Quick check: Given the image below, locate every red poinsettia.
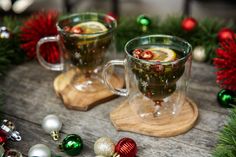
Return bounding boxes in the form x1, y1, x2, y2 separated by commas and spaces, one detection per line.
214, 39, 236, 91
20, 10, 60, 63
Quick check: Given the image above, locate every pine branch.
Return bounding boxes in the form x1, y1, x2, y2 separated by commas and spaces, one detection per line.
0, 17, 26, 77
213, 108, 236, 157
116, 16, 235, 63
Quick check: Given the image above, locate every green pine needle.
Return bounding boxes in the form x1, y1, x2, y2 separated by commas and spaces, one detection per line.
213, 108, 236, 157
0, 17, 26, 77
116, 16, 235, 63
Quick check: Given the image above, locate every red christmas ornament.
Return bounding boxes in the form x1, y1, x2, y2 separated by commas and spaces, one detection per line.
105, 12, 118, 23
217, 28, 235, 42
115, 138, 137, 157
181, 17, 197, 32
20, 10, 60, 63
0, 131, 7, 144
214, 39, 236, 91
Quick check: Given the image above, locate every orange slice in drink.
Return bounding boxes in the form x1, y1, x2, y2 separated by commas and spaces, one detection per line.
72, 21, 108, 34
148, 47, 176, 62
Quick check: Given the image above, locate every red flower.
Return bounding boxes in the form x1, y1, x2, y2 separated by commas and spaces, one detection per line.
214, 39, 236, 91
20, 10, 60, 63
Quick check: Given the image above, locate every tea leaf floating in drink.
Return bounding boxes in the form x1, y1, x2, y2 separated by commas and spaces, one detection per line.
131, 47, 185, 105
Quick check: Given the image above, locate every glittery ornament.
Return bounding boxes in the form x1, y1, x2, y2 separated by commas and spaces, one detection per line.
0, 26, 11, 39
60, 134, 83, 156
217, 28, 235, 42
217, 89, 236, 108
192, 46, 207, 62
181, 17, 197, 32
114, 138, 137, 157
94, 137, 115, 156
137, 15, 151, 32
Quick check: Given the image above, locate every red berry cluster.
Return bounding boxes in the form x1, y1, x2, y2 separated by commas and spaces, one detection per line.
133, 48, 153, 60
63, 26, 84, 34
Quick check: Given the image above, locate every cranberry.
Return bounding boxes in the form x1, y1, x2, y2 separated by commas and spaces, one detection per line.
63, 26, 71, 32
141, 50, 154, 60
133, 48, 144, 58
71, 26, 83, 34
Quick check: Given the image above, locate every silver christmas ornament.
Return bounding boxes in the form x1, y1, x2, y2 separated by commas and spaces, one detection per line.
0, 26, 11, 39
42, 114, 62, 141
4, 149, 23, 157
192, 46, 207, 62
94, 137, 115, 156
0, 119, 21, 141
28, 144, 51, 157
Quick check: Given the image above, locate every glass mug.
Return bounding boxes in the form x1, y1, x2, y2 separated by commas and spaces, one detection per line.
103, 35, 192, 121
36, 12, 117, 92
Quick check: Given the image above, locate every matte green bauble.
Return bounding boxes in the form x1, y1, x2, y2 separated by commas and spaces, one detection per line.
61, 134, 83, 156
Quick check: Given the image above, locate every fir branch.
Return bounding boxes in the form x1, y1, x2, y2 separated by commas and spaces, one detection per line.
0, 17, 26, 77
213, 108, 236, 157
116, 16, 235, 63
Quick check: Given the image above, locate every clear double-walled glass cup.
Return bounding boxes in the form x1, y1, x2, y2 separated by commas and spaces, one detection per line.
103, 35, 192, 122
36, 12, 117, 92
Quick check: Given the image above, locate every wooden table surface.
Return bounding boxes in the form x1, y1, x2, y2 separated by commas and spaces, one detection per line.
0, 61, 228, 157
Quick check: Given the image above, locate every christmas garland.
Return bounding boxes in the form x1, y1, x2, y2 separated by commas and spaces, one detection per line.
116, 15, 235, 63
0, 11, 236, 156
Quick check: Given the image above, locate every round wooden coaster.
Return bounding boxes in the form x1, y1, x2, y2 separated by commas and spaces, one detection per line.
53, 69, 124, 111
110, 97, 198, 137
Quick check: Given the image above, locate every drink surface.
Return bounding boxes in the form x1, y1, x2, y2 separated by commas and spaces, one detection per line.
60, 21, 112, 71
129, 45, 186, 102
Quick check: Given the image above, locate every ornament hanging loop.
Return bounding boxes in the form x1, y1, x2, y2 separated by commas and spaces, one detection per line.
51, 131, 60, 141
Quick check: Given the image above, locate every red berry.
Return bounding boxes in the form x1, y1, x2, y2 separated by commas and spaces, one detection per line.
141, 50, 154, 60
63, 26, 71, 32
133, 49, 143, 58
71, 26, 83, 34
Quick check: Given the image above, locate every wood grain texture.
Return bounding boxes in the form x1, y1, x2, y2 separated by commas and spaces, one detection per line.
110, 97, 198, 137
53, 69, 124, 111
0, 61, 228, 157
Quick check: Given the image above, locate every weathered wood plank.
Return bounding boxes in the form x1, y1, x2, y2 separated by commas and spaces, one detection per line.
0, 61, 227, 157
1, 112, 213, 157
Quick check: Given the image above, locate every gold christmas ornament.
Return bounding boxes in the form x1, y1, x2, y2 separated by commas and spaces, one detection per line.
192, 46, 207, 62
94, 137, 115, 156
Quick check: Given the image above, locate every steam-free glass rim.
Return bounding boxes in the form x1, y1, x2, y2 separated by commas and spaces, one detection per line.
124, 34, 192, 65
56, 12, 117, 37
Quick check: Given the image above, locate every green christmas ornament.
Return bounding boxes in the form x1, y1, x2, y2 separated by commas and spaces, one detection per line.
60, 134, 83, 156
137, 15, 151, 32
217, 89, 236, 108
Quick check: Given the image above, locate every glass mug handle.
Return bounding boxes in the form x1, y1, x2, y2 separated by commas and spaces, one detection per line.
102, 60, 129, 96
36, 35, 64, 71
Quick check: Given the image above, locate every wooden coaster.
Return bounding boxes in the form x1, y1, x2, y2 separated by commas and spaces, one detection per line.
54, 69, 124, 111
110, 97, 198, 137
